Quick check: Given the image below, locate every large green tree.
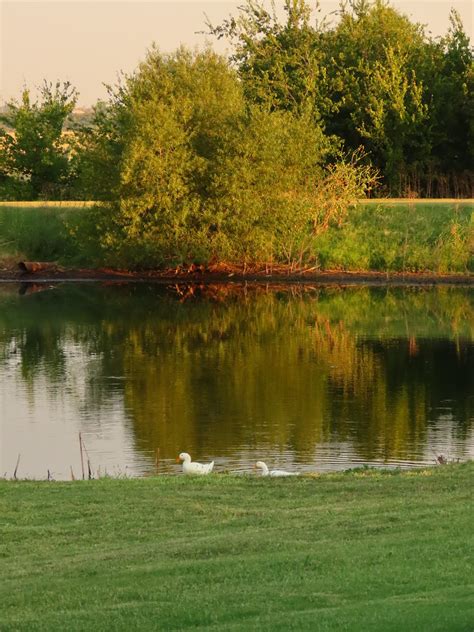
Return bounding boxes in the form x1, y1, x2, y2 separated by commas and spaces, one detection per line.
207, 0, 333, 120
423, 10, 474, 195
80, 46, 374, 268
89, 47, 247, 265
322, 0, 430, 193
210, 0, 473, 197
0, 81, 78, 199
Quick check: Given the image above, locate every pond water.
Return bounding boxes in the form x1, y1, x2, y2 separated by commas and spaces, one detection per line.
1, 282, 473, 479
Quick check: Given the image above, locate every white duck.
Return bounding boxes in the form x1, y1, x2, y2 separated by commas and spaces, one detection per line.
178, 452, 214, 475
255, 461, 299, 477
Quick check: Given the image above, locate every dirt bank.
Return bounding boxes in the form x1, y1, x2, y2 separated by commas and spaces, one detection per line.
0, 263, 473, 286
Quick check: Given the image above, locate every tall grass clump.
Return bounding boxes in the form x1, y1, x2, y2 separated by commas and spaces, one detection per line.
314, 202, 474, 273
0, 206, 82, 264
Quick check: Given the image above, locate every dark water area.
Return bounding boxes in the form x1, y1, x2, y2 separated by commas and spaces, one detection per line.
1, 282, 473, 479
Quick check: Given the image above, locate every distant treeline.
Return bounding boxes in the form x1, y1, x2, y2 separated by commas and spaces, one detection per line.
208, 0, 474, 199
0, 0, 472, 202
0, 1, 472, 269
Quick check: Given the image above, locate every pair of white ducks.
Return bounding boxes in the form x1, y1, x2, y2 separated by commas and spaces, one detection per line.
177, 452, 299, 477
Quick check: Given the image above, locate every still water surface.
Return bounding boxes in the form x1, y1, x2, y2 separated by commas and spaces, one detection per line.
1, 282, 473, 479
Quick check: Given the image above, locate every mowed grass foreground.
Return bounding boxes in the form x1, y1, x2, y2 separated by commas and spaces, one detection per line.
1, 463, 473, 631
0, 200, 472, 273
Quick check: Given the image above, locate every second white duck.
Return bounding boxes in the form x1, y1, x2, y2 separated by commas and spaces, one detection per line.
255, 461, 299, 477
178, 452, 214, 475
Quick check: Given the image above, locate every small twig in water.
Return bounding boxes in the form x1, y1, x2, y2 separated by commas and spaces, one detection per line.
155, 447, 160, 471
79, 432, 85, 480
81, 438, 94, 479
13, 454, 21, 480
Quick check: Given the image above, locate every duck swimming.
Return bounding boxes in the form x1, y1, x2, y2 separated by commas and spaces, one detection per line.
255, 461, 299, 477
178, 452, 214, 475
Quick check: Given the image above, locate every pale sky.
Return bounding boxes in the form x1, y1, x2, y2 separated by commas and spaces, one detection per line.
1, 0, 472, 107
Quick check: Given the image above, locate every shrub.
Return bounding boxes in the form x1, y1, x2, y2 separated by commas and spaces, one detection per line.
78, 46, 377, 269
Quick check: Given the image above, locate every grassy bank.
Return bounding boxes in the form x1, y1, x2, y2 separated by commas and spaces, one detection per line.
1, 463, 473, 631
0, 205, 85, 268
316, 201, 473, 273
0, 201, 472, 273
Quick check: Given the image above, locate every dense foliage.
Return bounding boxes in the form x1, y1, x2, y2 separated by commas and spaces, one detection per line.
76, 47, 376, 267
0, 0, 472, 268
209, 0, 473, 197
0, 81, 78, 200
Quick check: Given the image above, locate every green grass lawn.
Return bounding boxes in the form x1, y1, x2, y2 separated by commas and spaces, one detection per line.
1, 463, 473, 631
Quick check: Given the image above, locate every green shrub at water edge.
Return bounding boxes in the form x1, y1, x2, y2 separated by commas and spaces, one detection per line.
77, 46, 376, 269
1, 202, 472, 273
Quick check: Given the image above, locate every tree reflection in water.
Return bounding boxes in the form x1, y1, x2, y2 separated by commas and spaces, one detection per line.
1, 283, 473, 473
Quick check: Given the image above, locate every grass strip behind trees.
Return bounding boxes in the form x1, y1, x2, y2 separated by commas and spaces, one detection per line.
1, 462, 473, 631
1, 201, 472, 273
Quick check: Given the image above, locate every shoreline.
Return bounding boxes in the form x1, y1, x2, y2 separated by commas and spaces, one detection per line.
0, 267, 473, 286
1, 459, 465, 483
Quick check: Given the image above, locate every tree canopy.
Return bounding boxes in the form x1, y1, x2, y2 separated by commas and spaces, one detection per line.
76, 47, 376, 268
0, 0, 472, 270
0, 81, 78, 199
1, 0, 472, 201
208, 0, 473, 196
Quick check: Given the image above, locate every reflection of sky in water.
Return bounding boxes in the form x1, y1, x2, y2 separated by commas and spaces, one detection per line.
1, 351, 149, 479
0, 283, 473, 479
